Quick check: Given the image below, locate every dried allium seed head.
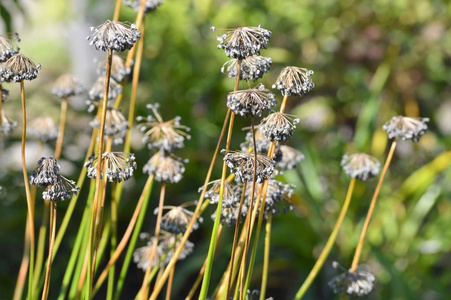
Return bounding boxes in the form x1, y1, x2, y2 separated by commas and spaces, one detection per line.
276, 145, 304, 170
52, 74, 84, 98
88, 76, 122, 101
1, 88, 9, 102
87, 20, 140, 52
216, 26, 271, 59
240, 128, 280, 157
85, 152, 137, 182
143, 151, 186, 183
136, 103, 191, 151
382, 116, 429, 142
28, 117, 59, 142
272, 66, 314, 96
158, 231, 194, 264
158, 205, 202, 234
90, 108, 128, 145
97, 54, 131, 82
133, 239, 164, 270
201, 179, 238, 206
221, 55, 272, 81
211, 200, 242, 227
259, 112, 299, 142
0, 109, 17, 135
0, 34, 19, 62
227, 84, 276, 117
42, 174, 80, 201
328, 262, 375, 297
30, 157, 60, 188
123, 0, 163, 13
341, 153, 380, 181
223, 151, 275, 183
0, 53, 41, 82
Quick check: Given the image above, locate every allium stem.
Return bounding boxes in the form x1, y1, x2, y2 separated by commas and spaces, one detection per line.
294, 178, 356, 299
0, 83, 3, 128
112, 0, 122, 21
107, 184, 119, 300
166, 267, 175, 300
42, 201, 57, 300
350, 141, 397, 272
260, 214, 272, 300
33, 201, 49, 291
54, 97, 68, 159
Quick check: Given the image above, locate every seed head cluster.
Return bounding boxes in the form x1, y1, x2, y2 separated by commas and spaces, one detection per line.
98, 54, 131, 82
259, 112, 299, 142
158, 205, 202, 234
0, 34, 19, 62
52, 74, 85, 98
28, 117, 59, 142
43, 175, 80, 201
329, 262, 375, 297
341, 153, 380, 181
90, 108, 128, 145
383, 116, 429, 142
272, 66, 314, 96
216, 26, 271, 59
85, 152, 137, 182
276, 145, 304, 171
89, 76, 122, 101
143, 151, 186, 183
223, 151, 275, 183
123, 0, 163, 13
0, 53, 41, 82
87, 20, 140, 52
202, 179, 238, 206
227, 84, 276, 117
221, 55, 272, 81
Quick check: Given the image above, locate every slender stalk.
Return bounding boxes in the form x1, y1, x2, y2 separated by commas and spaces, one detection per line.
33, 201, 50, 292
0, 83, 3, 131
112, 0, 122, 21
13, 218, 30, 300
107, 184, 118, 300
260, 214, 272, 300
141, 183, 166, 300
166, 267, 175, 300
54, 97, 68, 159
294, 178, 356, 299
42, 201, 57, 300
350, 141, 397, 272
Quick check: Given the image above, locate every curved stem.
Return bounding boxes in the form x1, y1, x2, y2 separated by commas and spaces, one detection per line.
13, 218, 30, 300
166, 267, 175, 300
350, 141, 397, 272
295, 178, 356, 299
260, 214, 272, 300
54, 98, 67, 159
42, 201, 57, 300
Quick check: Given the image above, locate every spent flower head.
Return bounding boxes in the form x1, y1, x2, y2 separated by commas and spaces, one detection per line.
90, 108, 128, 145
52, 73, 84, 98
0, 53, 41, 82
227, 84, 276, 117
201, 179, 238, 206
158, 205, 202, 234
383, 116, 429, 142
328, 262, 375, 297
123, 0, 163, 13
88, 76, 122, 101
133, 237, 164, 270
87, 20, 140, 52
216, 25, 271, 59
30, 157, 60, 187
272, 66, 314, 96
0, 33, 19, 62
42, 174, 80, 201
223, 150, 275, 183
143, 151, 186, 183
221, 55, 272, 81
1, 109, 17, 135
158, 231, 194, 264
28, 117, 59, 142
85, 152, 137, 182
211, 200, 242, 227
341, 153, 380, 181
259, 112, 299, 142
276, 145, 304, 171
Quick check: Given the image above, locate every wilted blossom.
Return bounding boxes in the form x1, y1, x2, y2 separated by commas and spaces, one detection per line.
221, 55, 272, 81
259, 112, 299, 142
328, 262, 375, 297
223, 150, 275, 183
272, 66, 314, 97
216, 25, 271, 59
276, 145, 304, 171
88, 76, 122, 101
85, 152, 137, 182
382, 116, 429, 142
87, 20, 140, 52
211, 200, 242, 227
158, 205, 202, 234
30, 157, 60, 188
42, 174, 80, 201
0, 53, 41, 82
90, 108, 128, 145
201, 179, 239, 206
28, 117, 59, 143
227, 84, 276, 117
341, 153, 380, 181
123, 0, 163, 13
97, 54, 132, 82
0, 33, 19, 62
52, 73, 84, 98
143, 151, 186, 184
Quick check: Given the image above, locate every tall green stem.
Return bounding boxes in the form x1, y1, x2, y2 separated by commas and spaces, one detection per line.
260, 214, 272, 300
41, 201, 57, 300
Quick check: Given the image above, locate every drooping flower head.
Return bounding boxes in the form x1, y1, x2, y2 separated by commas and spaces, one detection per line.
90, 108, 128, 145
28, 117, 59, 142
143, 151, 186, 183
227, 84, 276, 117
201, 179, 238, 206
88, 76, 122, 101
223, 150, 275, 183
272, 66, 314, 96
98, 54, 131, 82
42, 174, 80, 201
85, 152, 137, 182
276, 145, 304, 171
211, 200, 242, 227
133, 235, 164, 270
0, 109, 17, 135
328, 262, 376, 297
136, 103, 191, 151
30, 157, 60, 187
341, 153, 380, 181
123, 0, 163, 13
0, 53, 41, 82
87, 20, 140, 52
216, 25, 271, 59
259, 112, 299, 142
382, 116, 429, 142
158, 204, 202, 234
221, 55, 272, 81
0, 33, 19, 62
158, 231, 194, 264
240, 127, 274, 155
52, 74, 84, 98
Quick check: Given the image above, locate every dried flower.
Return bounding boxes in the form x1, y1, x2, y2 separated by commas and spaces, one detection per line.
0, 53, 41, 82
276, 145, 304, 170
341, 153, 380, 181
30, 157, 60, 188
201, 179, 238, 206
240, 128, 277, 156
42, 174, 80, 201
98, 54, 132, 82
272, 66, 314, 96
216, 26, 271, 59
136, 103, 190, 151
133, 237, 164, 270
85, 152, 137, 182
328, 262, 375, 297
87, 20, 140, 52
1, 88, 9, 102
90, 108, 128, 145
158, 205, 202, 234
123, 0, 163, 13
143, 151, 186, 183
28, 117, 59, 142
52, 73, 84, 98
0, 109, 17, 135
0, 34, 19, 62
227, 84, 276, 117
221, 55, 272, 81
88, 76, 122, 101
223, 151, 275, 183
211, 200, 242, 227
259, 112, 299, 142
159, 231, 194, 264
382, 116, 429, 142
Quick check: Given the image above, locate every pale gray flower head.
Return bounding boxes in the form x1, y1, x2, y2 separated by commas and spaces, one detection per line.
158, 205, 202, 234
87, 20, 140, 52
42, 174, 80, 201
88, 76, 122, 101
1, 88, 9, 102
382, 116, 429, 142
28, 117, 59, 142
329, 262, 375, 297
272, 66, 314, 96
136, 103, 191, 151
221, 55, 272, 81
85, 152, 137, 182
0, 53, 41, 82
133, 237, 164, 271
90, 108, 128, 145
123, 0, 163, 13
30, 157, 60, 187
52, 73, 84, 98
0, 33, 19, 62
158, 231, 194, 264
1, 109, 17, 135
216, 25, 271, 59
98, 54, 131, 82
211, 200, 242, 227
259, 112, 299, 142
227, 84, 276, 117
223, 151, 275, 183
276, 145, 304, 170
201, 179, 238, 206
143, 151, 186, 183
240, 128, 281, 158
341, 153, 380, 181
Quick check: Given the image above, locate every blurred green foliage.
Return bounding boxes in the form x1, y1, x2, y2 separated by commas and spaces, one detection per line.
1, 0, 451, 299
